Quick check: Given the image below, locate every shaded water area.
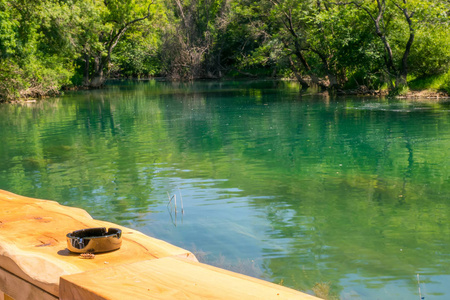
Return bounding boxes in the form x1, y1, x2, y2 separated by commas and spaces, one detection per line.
0, 80, 449, 299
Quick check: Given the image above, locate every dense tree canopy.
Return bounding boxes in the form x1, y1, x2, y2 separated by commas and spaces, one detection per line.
0, 0, 449, 100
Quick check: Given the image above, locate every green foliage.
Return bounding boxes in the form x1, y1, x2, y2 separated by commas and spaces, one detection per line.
0, 0, 17, 57
0, 0, 450, 99
0, 0, 77, 101
409, 71, 450, 94
112, 42, 161, 78
110, 10, 166, 78
442, 70, 450, 94
409, 24, 450, 77
409, 74, 444, 91
390, 83, 410, 96
73, 0, 161, 85
225, 0, 450, 91
0, 0, 162, 100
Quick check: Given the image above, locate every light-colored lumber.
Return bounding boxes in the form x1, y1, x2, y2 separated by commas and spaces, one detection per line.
60, 257, 319, 300
0, 267, 57, 300
0, 291, 15, 300
0, 190, 196, 297
0, 190, 318, 300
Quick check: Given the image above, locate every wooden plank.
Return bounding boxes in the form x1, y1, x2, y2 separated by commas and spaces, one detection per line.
0, 190, 197, 297
60, 257, 319, 300
0, 291, 11, 300
0, 190, 318, 300
0, 267, 57, 300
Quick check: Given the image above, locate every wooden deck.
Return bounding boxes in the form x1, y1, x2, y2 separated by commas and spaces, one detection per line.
0, 190, 319, 299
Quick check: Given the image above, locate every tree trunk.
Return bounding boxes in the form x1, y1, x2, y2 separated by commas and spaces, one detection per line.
288, 57, 309, 89
89, 54, 105, 88
396, 74, 407, 87
347, 0, 415, 92
83, 53, 90, 86
84, 2, 154, 88
395, 1, 415, 89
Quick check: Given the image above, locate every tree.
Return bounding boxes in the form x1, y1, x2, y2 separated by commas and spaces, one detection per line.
329, 0, 450, 92
79, 0, 156, 87
231, 0, 349, 90
1, 0, 450, 100
336, 0, 414, 90
0, 0, 76, 100
159, 0, 231, 80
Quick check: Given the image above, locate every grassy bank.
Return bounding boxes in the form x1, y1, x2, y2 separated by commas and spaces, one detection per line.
408, 73, 450, 94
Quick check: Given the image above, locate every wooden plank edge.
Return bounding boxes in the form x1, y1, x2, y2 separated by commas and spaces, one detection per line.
59, 257, 320, 300
0, 267, 57, 300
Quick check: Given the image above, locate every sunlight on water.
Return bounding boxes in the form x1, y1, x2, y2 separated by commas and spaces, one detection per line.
0, 80, 449, 299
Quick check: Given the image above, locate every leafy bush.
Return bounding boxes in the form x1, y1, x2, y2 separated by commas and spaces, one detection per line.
0, 61, 22, 100
408, 71, 450, 94
409, 26, 450, 77
0, 55, 74, 101
441, 73, 450, 94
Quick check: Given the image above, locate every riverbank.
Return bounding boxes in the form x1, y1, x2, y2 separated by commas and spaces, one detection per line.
398, 89, 450, 99
337, 88, 450, 99
1, 78, 449, 104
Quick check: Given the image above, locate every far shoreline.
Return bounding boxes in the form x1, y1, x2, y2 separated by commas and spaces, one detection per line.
1, 78, 449, 104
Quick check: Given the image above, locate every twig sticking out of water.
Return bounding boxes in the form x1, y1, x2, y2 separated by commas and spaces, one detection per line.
167, 192, 173, 208
167, 188, 185, 226
417, 274, 424, 300
167, 192, 176, 226
174, 194, 177, 215
178, 187, 184, 214
167, 189, 184, 214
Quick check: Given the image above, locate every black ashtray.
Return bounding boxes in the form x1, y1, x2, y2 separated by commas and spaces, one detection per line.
66, 227, 122, 253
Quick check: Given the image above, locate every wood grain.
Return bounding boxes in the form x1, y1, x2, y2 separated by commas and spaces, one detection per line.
0, 190, 318, 300
0, 190, 197, 297
60, 257, 319, 300
0, 267, 57, 300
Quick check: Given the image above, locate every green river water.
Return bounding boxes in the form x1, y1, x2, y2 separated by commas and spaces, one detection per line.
0, 80, 449, 299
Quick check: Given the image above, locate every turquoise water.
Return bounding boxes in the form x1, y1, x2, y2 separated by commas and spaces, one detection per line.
0, 80, 449, 299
